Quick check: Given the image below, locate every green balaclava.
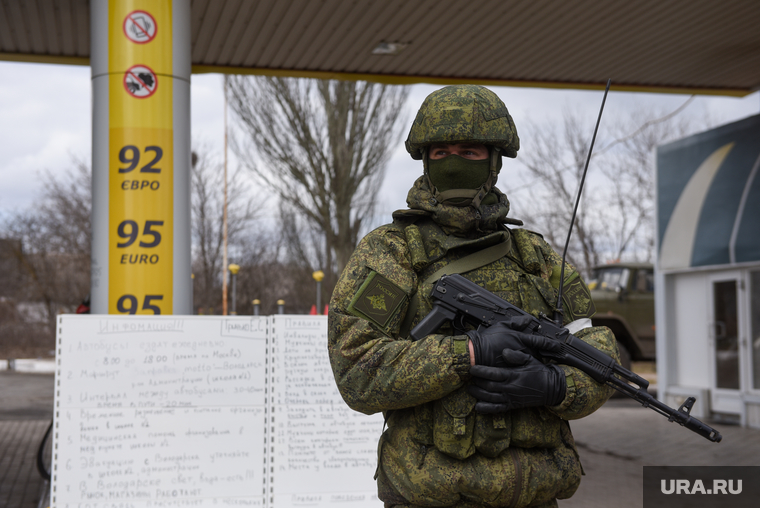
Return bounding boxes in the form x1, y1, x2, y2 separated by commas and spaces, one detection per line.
426, 147, 503, 207
405, 85, 519, 209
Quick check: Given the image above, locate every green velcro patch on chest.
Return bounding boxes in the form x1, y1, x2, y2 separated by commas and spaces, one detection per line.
347, 271, 408, 331
561, 274, 596, 321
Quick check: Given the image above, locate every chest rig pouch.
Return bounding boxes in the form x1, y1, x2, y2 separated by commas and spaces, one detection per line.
403, 222, 564, 459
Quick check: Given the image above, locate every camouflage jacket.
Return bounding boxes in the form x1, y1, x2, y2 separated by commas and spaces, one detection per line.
328, 179, 618, 507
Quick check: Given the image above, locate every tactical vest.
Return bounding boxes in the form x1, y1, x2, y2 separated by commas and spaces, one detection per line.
371, 217, 585, 506
394, 217, 571, 460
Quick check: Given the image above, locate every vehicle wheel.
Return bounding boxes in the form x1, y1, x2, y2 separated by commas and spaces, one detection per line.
616, 341, 632, 371
611, 341, 632, 398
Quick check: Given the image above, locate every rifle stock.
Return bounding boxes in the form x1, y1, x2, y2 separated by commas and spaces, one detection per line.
409, 273, 722, 443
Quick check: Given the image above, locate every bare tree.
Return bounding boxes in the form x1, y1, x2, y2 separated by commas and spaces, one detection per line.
226, 77, 409, 292
190, 148, 262, 313
513, 112, 603, 274
597, 100, 702, 262
512, 99, 707, 275
0, 160, 91, 356
233, 240, 310, 315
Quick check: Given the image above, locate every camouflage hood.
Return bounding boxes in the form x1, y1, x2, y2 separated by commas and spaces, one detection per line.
396, 176, 522, 237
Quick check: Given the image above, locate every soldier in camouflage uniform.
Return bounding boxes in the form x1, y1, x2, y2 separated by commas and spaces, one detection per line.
328, 85, 619, 508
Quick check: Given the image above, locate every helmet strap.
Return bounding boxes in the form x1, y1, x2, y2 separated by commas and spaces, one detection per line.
422, 149, 434, 193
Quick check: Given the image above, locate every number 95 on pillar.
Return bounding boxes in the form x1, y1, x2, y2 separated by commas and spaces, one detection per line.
109, 129, 173, 315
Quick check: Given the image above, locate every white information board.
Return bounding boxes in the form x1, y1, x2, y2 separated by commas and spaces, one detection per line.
52, 315, 384, 508
270, 316, 381, 507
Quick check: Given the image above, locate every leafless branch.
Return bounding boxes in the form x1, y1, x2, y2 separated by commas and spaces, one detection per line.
226, 76, 409, 291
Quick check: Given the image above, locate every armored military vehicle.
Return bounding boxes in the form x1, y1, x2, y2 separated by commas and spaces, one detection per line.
588, 262, 655, 370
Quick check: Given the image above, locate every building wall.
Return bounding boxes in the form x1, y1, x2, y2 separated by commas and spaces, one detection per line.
657, 115, 760, 426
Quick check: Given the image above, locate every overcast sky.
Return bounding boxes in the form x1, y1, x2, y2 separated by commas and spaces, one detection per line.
1, 60, 758, 225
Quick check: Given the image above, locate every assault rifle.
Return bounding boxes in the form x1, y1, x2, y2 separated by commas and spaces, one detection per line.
409, 273, 722, 443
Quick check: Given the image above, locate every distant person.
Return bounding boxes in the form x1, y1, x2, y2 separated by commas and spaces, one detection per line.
328, 85, 619, 507
76, 295, 90, 314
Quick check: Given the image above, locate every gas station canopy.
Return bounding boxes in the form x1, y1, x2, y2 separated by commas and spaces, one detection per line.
0, 0, 758, 96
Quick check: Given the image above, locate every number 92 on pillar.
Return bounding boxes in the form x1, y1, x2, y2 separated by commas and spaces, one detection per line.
109, 128, 173, 314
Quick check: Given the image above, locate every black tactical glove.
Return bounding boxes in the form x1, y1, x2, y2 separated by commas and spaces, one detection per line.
466, 316, 560, 367
467, 349, 567, 412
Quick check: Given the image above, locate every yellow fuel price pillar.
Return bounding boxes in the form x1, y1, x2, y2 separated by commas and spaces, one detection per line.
90, 0, 191, 314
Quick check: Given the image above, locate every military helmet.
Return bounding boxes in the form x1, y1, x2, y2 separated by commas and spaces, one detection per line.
405, 85, 520, 160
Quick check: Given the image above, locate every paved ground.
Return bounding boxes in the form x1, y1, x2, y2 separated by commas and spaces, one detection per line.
1, 369, 758, 508
0, 370, 55, 421
0, 371, 54, 508
562, 397, 755, 508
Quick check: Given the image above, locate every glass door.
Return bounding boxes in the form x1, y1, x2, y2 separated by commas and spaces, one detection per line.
713, 279, 740, 389
750, 271, 760, 392
708, 272, 744, 414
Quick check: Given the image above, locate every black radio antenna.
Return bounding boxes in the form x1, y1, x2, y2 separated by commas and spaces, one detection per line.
554, 79, 611, 324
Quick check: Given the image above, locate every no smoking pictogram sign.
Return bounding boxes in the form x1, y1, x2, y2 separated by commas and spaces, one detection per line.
123, 65, 158, 98
123, 10, 157, 44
